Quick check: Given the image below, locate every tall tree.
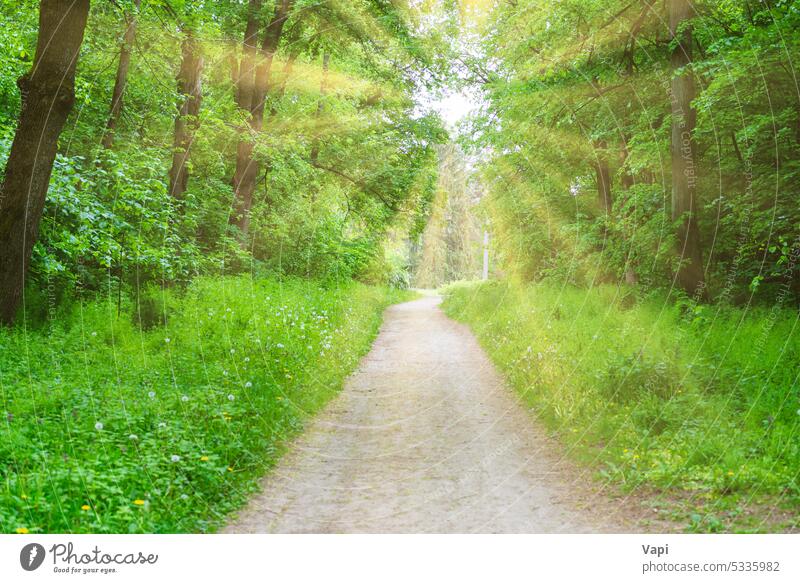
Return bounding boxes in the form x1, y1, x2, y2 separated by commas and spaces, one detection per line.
102, 0, 141, 149
669, 0, 705, 296
168, 30, 204, 200
310, 52, 330, 165
593, 139, 612, 215
230, 0, 293, 238
0, 0, 91, 325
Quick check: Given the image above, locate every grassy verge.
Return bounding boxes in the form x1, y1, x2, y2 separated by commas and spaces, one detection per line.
1, 276, 411, 533
442, 280, 800, 532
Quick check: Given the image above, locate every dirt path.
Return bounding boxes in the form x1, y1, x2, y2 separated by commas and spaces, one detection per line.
225, 296, 634, 533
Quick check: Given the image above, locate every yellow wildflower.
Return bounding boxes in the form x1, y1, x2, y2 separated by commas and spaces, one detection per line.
227, 467, 234, 472
727, 471, 735, 477
200, 456, 209, 462
133, 499, 145, 506
15, 527, 29, 534
81, 504, 91, 511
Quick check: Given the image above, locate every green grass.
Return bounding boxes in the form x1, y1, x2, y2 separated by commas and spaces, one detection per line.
442, 280, 800, 532
0, 275, 411, 533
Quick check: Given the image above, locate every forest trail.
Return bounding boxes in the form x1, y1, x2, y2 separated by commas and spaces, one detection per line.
225, 295, 633, 533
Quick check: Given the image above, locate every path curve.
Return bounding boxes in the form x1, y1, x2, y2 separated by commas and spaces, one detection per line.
225, 296, 632, 533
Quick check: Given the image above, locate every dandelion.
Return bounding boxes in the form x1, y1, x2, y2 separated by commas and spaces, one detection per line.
133, 499, 145, 506
244, 381, 252, 389
244, 357, 250, 363
230, 348, 235, 354
181, 395, 189, 402
81, 504, 91, 511
228, 394, 235, 401
276, 343, 284, 348
727, 470, 735, 477
95, 422, 104, 431
91, 331, 97, 337
164, 337, 170, 344
171, 455, 181, 463
227, 467, 233, 472
128, 434, 138, 441
15, 527, 29, 534
148, 391, 156, 398
200, 455, 209, 462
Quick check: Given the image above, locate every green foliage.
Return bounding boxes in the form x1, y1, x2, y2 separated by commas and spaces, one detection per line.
0, 0, 448, 305
443, 281, 800, 531
0, 276, 411, 533
467, 0, 800, 302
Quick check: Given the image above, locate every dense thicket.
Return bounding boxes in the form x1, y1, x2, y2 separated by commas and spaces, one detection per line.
466, 0, 800, 303
0, 0, 449, 325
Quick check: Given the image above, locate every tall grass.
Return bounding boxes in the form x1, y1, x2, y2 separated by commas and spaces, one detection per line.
443, 280, 800, 531
0, 276, 410, 533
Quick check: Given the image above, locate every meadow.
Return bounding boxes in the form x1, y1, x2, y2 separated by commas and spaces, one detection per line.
0, 276, 410, 533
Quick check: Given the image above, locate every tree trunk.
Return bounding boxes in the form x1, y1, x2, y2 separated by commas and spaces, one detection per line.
310, 52, 330, 165
168, 32, 204, 200
228, 0, 262, 238
0, 0, 90, 326
594, 140, 612, 215
669, 0, 705, 296
620, 137, 638, 284
102, 0, 140, 149
230, 0, 292, 238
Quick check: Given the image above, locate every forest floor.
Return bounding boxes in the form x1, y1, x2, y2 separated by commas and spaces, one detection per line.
225, 295, 653, 533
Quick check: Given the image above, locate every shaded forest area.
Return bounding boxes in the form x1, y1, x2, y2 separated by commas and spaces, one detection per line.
465, 0, 800, 303
0, 0, 449, 327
